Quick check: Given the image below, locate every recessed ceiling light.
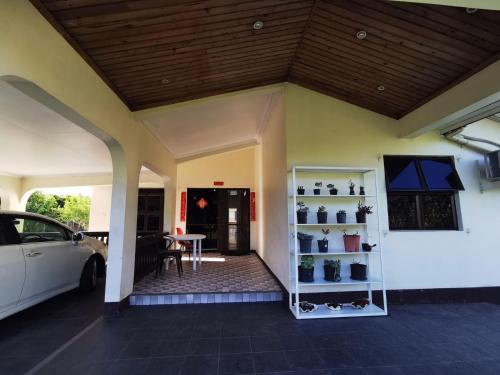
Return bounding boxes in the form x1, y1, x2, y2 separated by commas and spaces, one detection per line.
466, 7, 478, 14
356, 30, 367, 40
377, 85, 385, 92
253, 20, 264, 30
161, 78, 170, 84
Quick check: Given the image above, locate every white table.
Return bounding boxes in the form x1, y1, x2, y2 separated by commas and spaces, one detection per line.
165, 234, 206, 271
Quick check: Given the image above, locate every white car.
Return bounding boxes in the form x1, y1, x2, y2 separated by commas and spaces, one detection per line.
0, 211, 107, 320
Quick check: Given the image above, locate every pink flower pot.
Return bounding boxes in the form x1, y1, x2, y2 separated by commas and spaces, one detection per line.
343, 235, 360, 252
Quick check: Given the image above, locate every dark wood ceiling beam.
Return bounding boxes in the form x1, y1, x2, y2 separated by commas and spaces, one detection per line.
311, 7, 470, 74
79, 11, 309, 52
302, 34, 446, 88
121, 65, 289, 96
307, 22, 457, 82
75, 2, 312, 43
293, 54, 427, 103
291, 63, 415, 108
114, 59, 292, 89
323, 0, 487, 64
127, 70, 287, 101
58, 0, 304, 27
91, 25, 305, 61
105, 46, 297, 78
377, 1, 500, 50
288, 75, 402, 118
298, 45, 436, 93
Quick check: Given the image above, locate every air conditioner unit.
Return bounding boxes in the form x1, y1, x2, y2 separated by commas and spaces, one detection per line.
485, 150, 500, 180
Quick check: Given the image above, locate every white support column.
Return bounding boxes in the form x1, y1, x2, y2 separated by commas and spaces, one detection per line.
104, 145, 141, 305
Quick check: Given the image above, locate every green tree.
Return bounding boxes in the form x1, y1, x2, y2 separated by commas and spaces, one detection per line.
57, 195, 91, 230
25, 191, 91, 230
25, 191, 61, 221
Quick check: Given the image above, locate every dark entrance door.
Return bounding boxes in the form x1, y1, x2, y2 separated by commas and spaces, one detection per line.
186, 188, 250, 254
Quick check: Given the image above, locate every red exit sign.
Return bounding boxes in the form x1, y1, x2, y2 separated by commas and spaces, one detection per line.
213, 181, 224, 186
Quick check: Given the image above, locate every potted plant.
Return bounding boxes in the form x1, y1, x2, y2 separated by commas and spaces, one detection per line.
296, 202, 309, 224
350, 261, 367, 281
298, 255, 314, 282
313, 182, 322, 195
362, 243, 377, 252
318, 228, 330, 252
324, 259, 341, 282
297, 185, 305, 195
297, 232, 313, 253
317, 206, 328, 224
349, 180, 355, 195
359, 186, 365, 195
327, 183, 338, 195
336, 210, 347, 224
356, 201, 373, 223
343, 231, 360, 252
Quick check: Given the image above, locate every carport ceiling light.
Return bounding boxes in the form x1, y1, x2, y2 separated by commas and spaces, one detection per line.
356, 30, 367, 39
253, 20, 264, 30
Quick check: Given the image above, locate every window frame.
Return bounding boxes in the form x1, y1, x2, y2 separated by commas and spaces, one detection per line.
384, 155, 462, 231
12, 215, 71, 243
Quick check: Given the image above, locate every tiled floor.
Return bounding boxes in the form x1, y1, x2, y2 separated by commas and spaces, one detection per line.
0, 280, 104, 375
133, 252, 282, 294
33, 302, 500, 375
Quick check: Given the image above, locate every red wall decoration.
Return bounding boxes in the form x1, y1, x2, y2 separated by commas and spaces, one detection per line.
213, 181, 224, 186
180, 191, 187, 221
250, 192, 256, 221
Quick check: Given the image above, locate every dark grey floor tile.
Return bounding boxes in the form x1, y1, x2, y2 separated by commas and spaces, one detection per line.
469, 359, 500, 375
181, 355, 219, 375
330, 369, 369, 375
188, 338, 220, 355
192, 323, 222, 338
144, 357, 183, 375
432, 361, 478, 375
220, 353, 254, 374
106, 358, 150, 375
278, 334, 312, 350
399, 364, 444, 375
119, 339, 160, 359
251, 336, 281, 352
221, 337, 252, 354
317, 348, 358, 368
253, 351, 290, 373
0, 356, 43, 375
285, 350, 326, 371
364, 366, 406, 375
153, 339, 190, 357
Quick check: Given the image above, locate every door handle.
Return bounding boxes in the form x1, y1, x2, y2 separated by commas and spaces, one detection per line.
25, 251, 42, 258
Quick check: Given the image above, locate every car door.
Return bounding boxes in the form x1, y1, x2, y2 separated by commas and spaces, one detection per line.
15, 216, 89, 303
0, 217, 25, 317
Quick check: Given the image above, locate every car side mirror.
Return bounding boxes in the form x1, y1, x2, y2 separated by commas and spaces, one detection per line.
72, 232, 84, 244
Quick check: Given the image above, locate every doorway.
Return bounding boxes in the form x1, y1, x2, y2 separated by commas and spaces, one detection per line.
186, 188, 250, 255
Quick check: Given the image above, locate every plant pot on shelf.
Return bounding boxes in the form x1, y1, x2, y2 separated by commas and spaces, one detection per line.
297, 211, 308, 224
297, 187, 305, 195
299, 238, 313, 253
343, 234, 360, 252
317, 211, 328, 224
350, 263, 367, 281
329, 188, 338, 195
356, 212, 366, 224
313, 189, 321, 195
317, 239, 328, 253
324, 264, 341, 282
298, 266, 314, 282
336, 212, 347, 224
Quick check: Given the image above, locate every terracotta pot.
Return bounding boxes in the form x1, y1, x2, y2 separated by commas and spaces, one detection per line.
343, 235, 360, 252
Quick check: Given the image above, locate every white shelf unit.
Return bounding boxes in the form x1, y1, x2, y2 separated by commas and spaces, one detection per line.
288, 166, 388, 319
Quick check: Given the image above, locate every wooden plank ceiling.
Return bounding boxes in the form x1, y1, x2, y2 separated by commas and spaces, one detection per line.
31, 0, 500, 118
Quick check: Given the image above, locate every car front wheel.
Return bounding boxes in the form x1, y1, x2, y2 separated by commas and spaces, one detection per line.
80, 257, 97, 292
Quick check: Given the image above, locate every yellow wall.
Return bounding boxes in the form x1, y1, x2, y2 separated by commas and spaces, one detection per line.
260, 92, 289, 287
175, 146, 259, 250
285, 83, 500, 290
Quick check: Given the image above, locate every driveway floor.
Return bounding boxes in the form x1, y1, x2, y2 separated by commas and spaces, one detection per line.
23, 301, 500, 375
0, 280, 104, 375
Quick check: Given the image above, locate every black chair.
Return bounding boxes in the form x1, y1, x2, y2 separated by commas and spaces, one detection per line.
155, 237, 183, 277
